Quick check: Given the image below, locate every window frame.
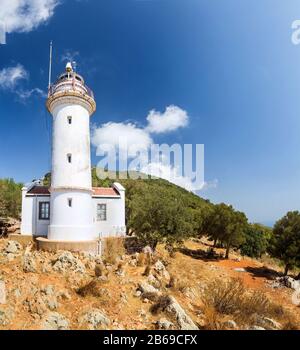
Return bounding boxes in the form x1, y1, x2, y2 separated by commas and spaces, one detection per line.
97, 203, 107, 221
68, 198, 72, 207
38, 201, 50, 220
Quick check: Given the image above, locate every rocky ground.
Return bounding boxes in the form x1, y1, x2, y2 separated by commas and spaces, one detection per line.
0, 237, 299, 330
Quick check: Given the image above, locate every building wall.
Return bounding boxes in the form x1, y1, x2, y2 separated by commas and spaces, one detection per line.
92, 196, 126, 238
51, 103, 92, 190
21, 194, 50, 236
21, 183, 126, 239
48, 190, 93, 241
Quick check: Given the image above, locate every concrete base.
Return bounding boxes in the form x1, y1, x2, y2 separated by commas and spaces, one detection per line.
36, 237, 100, 254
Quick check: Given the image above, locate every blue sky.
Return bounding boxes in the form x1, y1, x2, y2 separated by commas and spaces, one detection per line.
1, 0, 300, 226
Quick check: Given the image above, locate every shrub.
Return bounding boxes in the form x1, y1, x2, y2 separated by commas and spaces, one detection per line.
76, 279, 107, 297
102, 237, 125, 265
202, 278, 245, 315
150, 295, 172, 315
202, 305, 223, 330
202, 278, 287, 327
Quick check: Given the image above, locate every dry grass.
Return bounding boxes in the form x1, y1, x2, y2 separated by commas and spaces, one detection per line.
202, 278, 245, 315
202, 277, 287, 328
102, 237, 125, 265
201, 305, 223, 330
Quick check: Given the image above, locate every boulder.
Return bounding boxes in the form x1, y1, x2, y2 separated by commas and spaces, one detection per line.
147, 274, 161, 289
42, 312, 69, 330
154, 260, 170, 280
165, 296, 198, 330
23, 253, 37, 273
154, 260, 165, 273
41, 285, 55, 296
156, 318, 174, 330
279, 276, 300, 290
0, 308, 14, 326
3, 240, 22, 258
0, 281, 6, 304
25, 295, 48, 316
234, 268, 246, 272
79, 309, 110, 330
248, 325, 265, 330
5, 240, 22, 253
138, 282, 160, 296
52, 251, 85, 274
223, 320, 237, 329
258, 317, 281, 330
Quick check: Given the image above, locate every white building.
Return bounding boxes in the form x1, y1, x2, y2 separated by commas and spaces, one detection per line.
20, 63, 126, 241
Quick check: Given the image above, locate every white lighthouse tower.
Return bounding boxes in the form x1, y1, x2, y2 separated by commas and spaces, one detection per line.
46, 62, 96, 241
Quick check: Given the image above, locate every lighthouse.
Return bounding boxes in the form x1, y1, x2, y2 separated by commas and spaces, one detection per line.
20, 61, 126, 251
46, 62, 96, 241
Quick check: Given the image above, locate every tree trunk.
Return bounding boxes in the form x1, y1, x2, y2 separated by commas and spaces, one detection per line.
213, 239, 217, 248
225, 244, 230, 259
284, 264, 290, 276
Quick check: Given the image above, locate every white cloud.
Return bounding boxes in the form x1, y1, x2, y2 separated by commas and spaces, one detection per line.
16, 87, 47, 99
0, 64, 28, 89
61, 50, 80, 63
0, 64, 46, 100
146, 105, 189, 134
91, 106, 212, 193
92, 122, 152, 158
0, 0, 59, 34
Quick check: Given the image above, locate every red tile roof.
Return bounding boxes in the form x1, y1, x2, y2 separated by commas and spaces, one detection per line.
92, 187, 120, 196
26, 186, 119, 197
27, 186, 50, 195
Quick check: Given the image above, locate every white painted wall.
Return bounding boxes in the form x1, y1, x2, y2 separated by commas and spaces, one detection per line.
48, 99, 94, 241
92, 183, 126, 238
51, 103, 92, 190
21, 183, 126, 239
20, 188, 33, 235
21, 192, 50, 236
48, 190, 93, 241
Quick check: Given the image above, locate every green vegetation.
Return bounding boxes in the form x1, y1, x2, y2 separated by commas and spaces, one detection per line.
0, 178, 23, 219
2, 168, 300, 276
240, 224, 271, 258
268, 211, 300, 275
91, 169, 212, 249
204, 203, 248, 258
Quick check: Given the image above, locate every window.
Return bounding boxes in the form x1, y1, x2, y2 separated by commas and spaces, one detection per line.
39, 202, 50, 220
68, 198, 72, 207
97, 203, 107, 221
67, 153, 72, 163
67, 116, 72, 124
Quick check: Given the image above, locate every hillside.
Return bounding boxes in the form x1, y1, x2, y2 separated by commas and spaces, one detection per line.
0, 237, 299, 330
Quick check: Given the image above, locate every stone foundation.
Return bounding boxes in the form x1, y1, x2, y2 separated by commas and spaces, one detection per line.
36, 237, 100, 254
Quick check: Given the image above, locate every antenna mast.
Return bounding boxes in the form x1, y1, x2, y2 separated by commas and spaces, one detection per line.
48, 40, 53, 92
